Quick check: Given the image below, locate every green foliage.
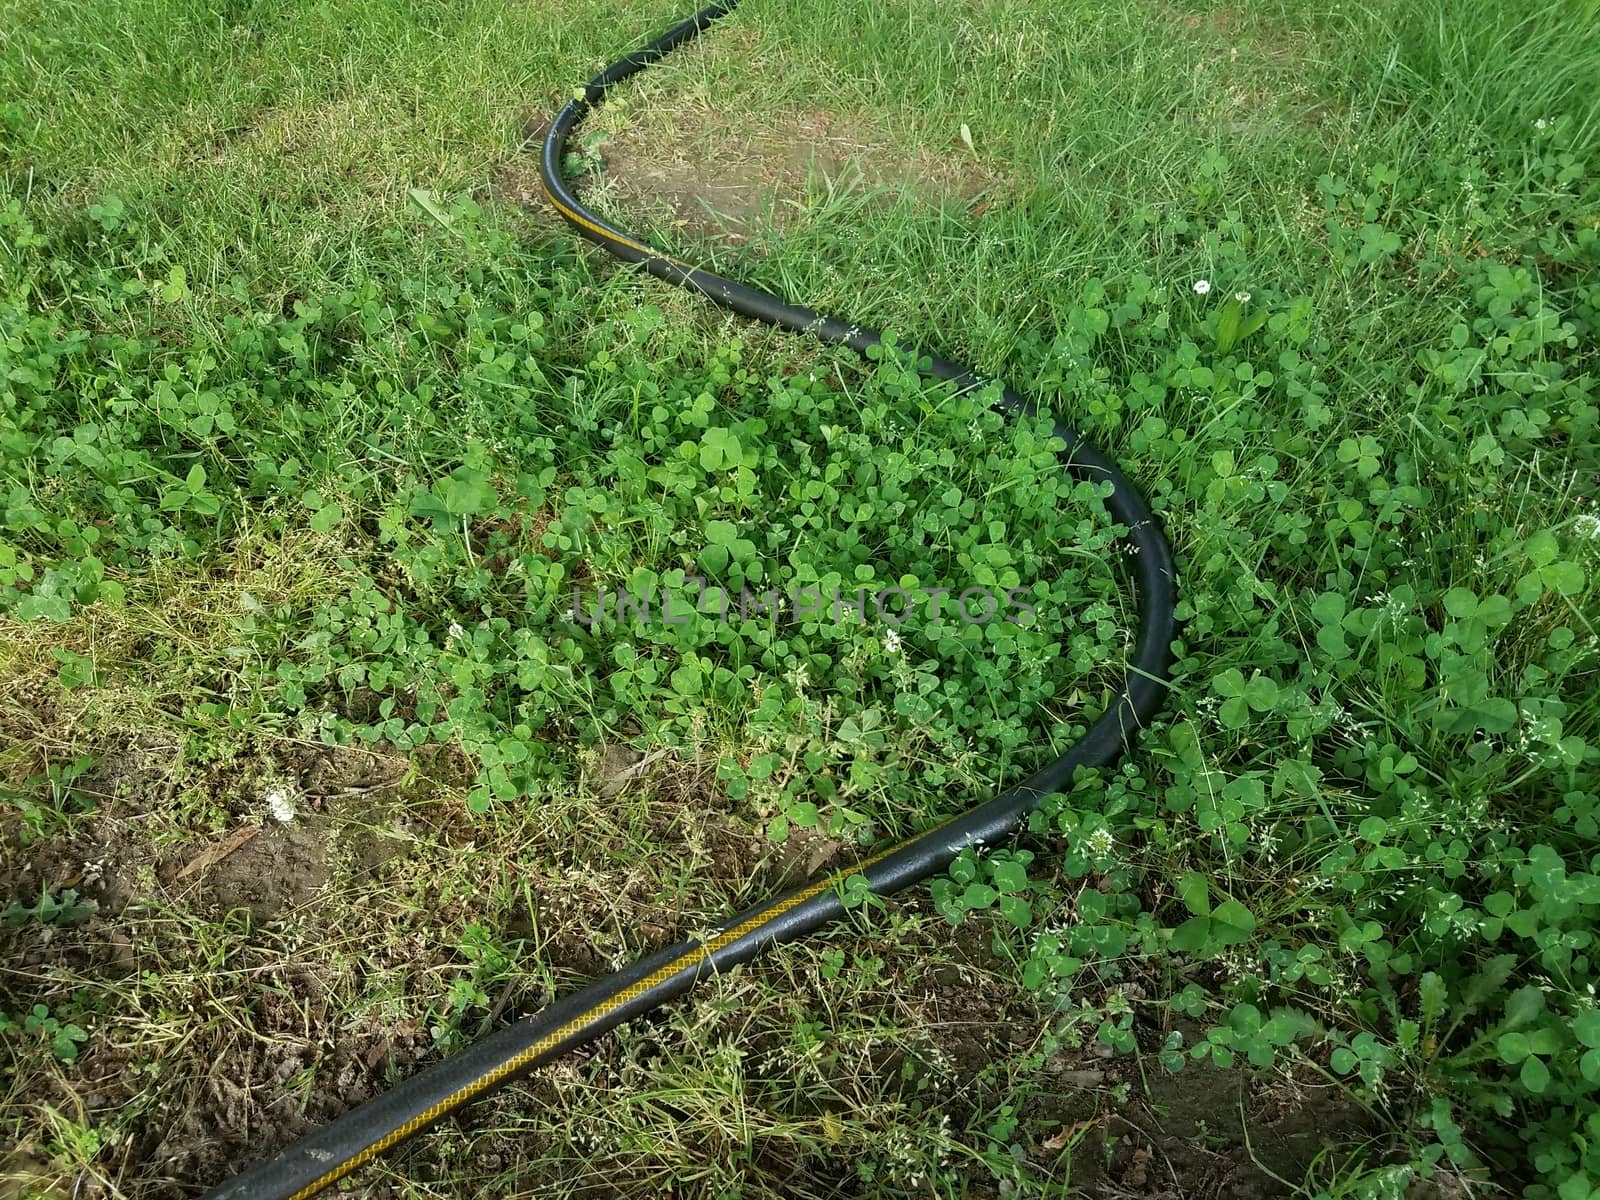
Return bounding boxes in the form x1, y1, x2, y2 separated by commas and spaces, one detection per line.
1, 757, 96, 845
926, 119, 1597, 1191
2, 189, 1129, 839
428, 923, 520, 1049
932, 849, 1036, 932
3, 886, 97, 928
8, 1004, 89, 1062
2, 0, 1598, 1193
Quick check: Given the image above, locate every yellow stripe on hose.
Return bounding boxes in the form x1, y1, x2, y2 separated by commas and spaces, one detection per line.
280, 825, 934, 1200
540, 181, 697, 271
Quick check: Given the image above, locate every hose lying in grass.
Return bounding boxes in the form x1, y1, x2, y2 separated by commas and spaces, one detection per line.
204, 3, 1176, 1197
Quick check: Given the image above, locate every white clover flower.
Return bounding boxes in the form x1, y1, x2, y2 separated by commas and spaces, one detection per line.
883, 628, 902, 654
447, 621, 466, 642
1086, 827, 1115, 857
1575, 514, 1600, 539
1234, 290, 1251, 303
1192, 279, 1212, 295
264, 784, 296, 824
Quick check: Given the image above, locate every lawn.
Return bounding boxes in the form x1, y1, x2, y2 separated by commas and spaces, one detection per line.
1, 0, 1597, 1196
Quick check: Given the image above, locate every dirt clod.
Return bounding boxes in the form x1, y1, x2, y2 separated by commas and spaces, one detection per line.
167, 819, 328, 924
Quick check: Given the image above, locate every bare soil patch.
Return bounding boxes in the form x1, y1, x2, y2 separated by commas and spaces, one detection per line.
3, 730, 1374, 1198
581, 106, 1001, 241
1095, 1056, 1374, 1197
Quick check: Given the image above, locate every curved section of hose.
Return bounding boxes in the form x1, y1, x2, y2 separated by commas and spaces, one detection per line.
204, 4, 1176, 1198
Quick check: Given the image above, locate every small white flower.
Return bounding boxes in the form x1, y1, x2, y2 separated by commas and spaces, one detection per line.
883, 628, 902, 654
1192, 279, 1212, 295
264, 785, 296, 824
447, 621, 466, 642
1087, 827, 1115, 857
1575, 514, 1600, 539
1234, 291, 1251, 303
1535, 118, 1549, 131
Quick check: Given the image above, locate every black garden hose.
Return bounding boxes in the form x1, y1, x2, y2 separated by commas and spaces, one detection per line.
204, 3, 1177, 1197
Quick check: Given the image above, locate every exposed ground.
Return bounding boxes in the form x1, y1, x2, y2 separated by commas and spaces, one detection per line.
3, 729, 1373, 1198
580, 104, 1000, 241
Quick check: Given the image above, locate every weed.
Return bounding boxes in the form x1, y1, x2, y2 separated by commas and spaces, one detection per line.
15, 1003, 88, 1062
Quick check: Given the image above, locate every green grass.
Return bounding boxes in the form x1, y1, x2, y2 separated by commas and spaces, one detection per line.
2, 0, 1598, 1196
